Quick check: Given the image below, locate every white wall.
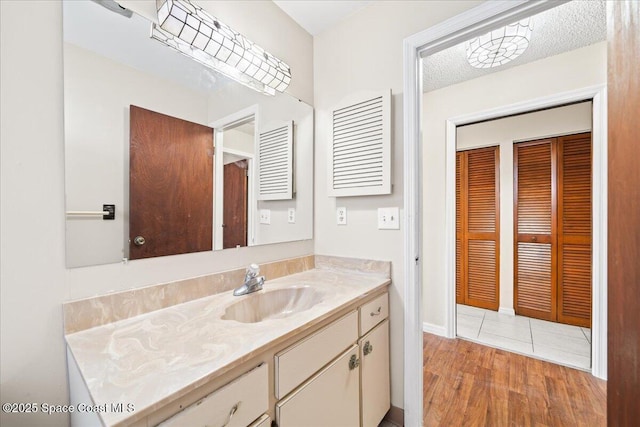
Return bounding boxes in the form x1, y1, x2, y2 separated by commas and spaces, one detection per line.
422, 42, 607, 328
0, 1, 313, 426
223, 128, 254, 154
313, 0, 483, 410
456, 102, 592, 313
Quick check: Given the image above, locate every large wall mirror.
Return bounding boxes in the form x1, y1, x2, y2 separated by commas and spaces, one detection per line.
63, 0, 313, 268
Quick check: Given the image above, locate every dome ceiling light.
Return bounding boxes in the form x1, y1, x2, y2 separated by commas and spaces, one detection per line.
465, 18, 534, 69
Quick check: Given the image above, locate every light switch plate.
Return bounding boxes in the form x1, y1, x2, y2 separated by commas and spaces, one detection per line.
259, 209, 271, 225
336, 207, 347, 225
378, 207, 399, 229
288, 208, 296, 224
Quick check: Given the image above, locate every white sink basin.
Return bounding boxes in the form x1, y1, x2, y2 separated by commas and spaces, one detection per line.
222, 287, 323, 323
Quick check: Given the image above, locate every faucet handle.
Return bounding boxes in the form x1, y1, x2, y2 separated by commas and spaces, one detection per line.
246, 263, 260, 278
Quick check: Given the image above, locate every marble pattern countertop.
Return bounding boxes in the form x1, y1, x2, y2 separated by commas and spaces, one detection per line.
65, 267, 390, 426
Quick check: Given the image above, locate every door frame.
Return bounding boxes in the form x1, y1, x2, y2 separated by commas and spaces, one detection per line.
211, 105, 259, 250
444, 87, 607, 376
402, 1, 605, 424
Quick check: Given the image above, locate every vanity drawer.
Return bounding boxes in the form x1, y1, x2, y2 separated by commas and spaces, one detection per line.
158, 364, 267, 427
359, 292, 388, 335
275, 311, 358, 399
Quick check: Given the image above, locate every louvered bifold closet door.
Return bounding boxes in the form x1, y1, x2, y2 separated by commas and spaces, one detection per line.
456, 147, 500, 310
514, 140, 556, 321
557, 133, 592, 327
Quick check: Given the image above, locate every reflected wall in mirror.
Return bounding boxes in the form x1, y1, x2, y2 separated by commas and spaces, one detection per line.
63, 0, 313, 268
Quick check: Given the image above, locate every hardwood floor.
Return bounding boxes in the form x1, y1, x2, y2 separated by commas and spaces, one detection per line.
423, 333, 606, 426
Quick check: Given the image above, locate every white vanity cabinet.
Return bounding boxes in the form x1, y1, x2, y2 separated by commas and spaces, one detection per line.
275, 292, 390, 427
67, 286, 391, 427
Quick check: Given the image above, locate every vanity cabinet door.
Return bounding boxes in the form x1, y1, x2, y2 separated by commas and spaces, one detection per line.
359, 319, 390, 427
276, 344, 360, 427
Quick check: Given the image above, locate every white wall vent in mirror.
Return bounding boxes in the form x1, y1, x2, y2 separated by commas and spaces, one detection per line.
258, 121, 293, 200
329, 89, 391, 197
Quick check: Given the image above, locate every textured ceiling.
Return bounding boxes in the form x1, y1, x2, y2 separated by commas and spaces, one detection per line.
273, 1, 372, 36
423, 0, 606, 92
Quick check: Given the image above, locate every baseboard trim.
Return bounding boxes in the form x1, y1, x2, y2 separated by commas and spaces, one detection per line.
384, 405, 405, 426
498, 307, 516, 316
423, 322, 447, 336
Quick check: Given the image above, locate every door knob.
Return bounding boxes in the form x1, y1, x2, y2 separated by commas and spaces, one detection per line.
133, 236, 146, 246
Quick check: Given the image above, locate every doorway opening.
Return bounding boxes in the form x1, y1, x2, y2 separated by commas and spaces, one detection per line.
454, 104, 595, 370
213, 110, 258, 250
403, 1, 607, 424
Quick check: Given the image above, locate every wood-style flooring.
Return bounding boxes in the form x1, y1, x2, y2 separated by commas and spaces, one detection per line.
423, 333, 606, 426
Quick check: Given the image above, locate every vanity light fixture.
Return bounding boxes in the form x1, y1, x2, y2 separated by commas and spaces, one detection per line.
465, 18, 534, 69
150, 0, 291, 95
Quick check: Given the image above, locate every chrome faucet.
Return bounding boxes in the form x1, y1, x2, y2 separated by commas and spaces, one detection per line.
233, 264, 265, 296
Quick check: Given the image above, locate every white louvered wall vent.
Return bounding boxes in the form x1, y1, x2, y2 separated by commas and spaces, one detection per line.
329, 89, 391, 197
258, 121, 293, 200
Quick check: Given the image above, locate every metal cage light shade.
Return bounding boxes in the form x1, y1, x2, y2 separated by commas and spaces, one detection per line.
465, 18, 534, 69
151, 0, 291, 95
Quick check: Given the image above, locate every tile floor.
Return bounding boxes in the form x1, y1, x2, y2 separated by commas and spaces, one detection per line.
456, 304, 591, 370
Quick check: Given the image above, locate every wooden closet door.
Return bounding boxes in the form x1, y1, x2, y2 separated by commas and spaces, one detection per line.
514, 140, 556, 321
456, 147, 500, 310
557, 133, 592, 327
515, 133, 592, 327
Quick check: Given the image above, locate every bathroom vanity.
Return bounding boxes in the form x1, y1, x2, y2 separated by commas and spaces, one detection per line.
64, 257, 391, 427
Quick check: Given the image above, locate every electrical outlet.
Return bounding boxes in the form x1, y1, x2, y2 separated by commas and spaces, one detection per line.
288, 208, 296, 224
378, 207, 400, 229
336, 207, 347, 225
259, 209, 271, 224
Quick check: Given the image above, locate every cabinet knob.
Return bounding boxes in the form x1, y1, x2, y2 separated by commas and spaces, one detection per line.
363, 341, 374, 356
348, 354, 360, 370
